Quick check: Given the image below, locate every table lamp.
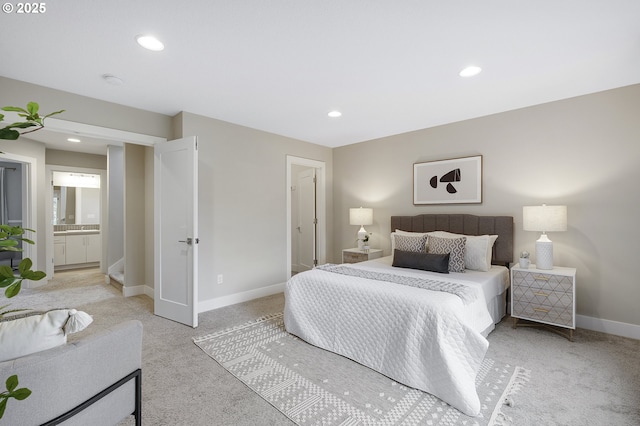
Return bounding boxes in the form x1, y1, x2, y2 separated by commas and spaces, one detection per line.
349, 207, 373, 250
523, 204, 567, 270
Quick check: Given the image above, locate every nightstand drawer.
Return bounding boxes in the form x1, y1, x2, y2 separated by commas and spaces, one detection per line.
512, 286, 573, 309
512, 270, 573, 293
512, 300, 574, 328
343, 251, 367, 263
342, 248, 383, 264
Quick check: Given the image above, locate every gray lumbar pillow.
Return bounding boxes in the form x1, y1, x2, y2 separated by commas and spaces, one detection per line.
392, 249, 450, 274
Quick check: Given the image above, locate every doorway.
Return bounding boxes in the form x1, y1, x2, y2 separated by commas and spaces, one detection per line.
286, 156, 326, 279
291, 165, 316, 274
46, 165, 106, 277
0, 152, 37, 285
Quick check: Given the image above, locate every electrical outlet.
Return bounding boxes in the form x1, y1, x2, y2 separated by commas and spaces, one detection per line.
217, 274, 223, 285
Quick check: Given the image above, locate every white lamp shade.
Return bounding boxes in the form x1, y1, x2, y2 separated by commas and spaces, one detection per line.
523, 205, 567, 233
349, 207, 373, 226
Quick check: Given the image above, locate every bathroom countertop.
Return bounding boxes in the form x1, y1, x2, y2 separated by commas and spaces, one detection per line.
54, 230, 100, 236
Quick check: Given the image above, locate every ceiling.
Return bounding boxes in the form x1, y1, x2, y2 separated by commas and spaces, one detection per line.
2, 0, 640, 152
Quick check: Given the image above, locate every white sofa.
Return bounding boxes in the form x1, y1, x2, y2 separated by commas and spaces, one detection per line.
0, 320, 142, 425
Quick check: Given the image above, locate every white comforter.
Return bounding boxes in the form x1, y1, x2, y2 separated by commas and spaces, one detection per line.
284, 264, 492, 416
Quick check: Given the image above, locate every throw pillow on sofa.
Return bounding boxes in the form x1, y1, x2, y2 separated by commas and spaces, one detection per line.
0, 308, 93, 362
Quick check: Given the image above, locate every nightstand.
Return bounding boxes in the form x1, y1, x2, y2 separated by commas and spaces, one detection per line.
511, 265, 576, 341
342, 248, 383, 264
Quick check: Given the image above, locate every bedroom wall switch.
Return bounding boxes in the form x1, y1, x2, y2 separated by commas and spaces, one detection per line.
217, 274, 223, 284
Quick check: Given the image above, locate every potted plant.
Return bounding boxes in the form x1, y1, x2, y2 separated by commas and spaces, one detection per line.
0, 102, 63, 419
362, 234, 370, 252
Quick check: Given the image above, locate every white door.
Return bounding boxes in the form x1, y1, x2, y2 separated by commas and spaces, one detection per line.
297, 168, 316, 271
154, 136, 199, 327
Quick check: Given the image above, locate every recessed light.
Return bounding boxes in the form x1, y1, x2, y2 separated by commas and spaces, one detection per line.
328, 111, 342, 118
67, 138, 81, 143
102, 74, 124, 86
459, 66, 482, 77
136, 35, 164, 51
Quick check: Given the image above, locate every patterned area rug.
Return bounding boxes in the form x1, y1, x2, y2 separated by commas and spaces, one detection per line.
194, 313, 529, 426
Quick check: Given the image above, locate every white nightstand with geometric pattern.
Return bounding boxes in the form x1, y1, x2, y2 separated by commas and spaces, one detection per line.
511, 265, 576, 341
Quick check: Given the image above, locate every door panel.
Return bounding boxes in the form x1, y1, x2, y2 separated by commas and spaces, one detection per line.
154, 136, 198, 327
298, 168, 316, 271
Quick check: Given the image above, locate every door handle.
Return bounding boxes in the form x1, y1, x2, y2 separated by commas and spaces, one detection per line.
178, 238, 193, 245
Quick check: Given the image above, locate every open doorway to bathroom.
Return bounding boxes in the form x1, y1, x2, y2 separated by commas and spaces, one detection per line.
45, 165, 107, 279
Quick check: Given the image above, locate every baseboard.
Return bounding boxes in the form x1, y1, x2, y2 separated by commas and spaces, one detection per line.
577, 314, 640, 340
199, 282, 286, 313
122, 284, 154, 299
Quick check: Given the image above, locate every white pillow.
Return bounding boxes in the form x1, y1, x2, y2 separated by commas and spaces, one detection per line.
0, 309, 93, 362
427, 231, 498, 272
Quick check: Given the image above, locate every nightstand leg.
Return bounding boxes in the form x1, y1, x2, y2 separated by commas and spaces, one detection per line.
512, 317, 519, 329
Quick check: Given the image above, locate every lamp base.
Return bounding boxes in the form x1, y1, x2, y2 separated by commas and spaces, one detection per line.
535, 239, 554, 270
357, 226, 367, 250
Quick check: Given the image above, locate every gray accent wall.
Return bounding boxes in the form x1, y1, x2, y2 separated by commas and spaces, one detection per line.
333, 84, 640, 328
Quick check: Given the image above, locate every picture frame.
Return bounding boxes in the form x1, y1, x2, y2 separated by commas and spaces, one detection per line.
413, 155, 482, 204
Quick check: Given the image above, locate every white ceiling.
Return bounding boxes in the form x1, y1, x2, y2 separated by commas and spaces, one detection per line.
2, 0, 640, 152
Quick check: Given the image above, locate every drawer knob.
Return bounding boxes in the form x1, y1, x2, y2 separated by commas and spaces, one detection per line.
533, 291, 549, 297
533, 275, 550, 281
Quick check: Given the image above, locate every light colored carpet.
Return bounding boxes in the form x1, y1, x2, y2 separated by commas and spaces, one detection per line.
194, 313, 530, 426
9, 268, 640, 425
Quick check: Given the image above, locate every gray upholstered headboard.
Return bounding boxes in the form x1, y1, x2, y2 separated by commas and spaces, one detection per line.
390, 214, 514, 266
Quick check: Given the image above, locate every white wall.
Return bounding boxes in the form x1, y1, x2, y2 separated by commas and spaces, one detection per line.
107, 145, 124, 267
123, 143, 146, 288
176, 112, 333, 307
333, 84, 640, 332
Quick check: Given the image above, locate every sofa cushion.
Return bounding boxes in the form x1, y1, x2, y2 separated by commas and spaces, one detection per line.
0, 309, 93, 362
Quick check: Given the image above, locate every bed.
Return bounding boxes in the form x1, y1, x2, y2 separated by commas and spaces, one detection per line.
284, 214, 513, 416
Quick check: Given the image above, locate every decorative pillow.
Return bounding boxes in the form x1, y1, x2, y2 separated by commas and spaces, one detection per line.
0, 308, 93, 362
392, 249, 450, 273
391, 233, 428, 253
427, 235, 467, 272
428, 231, 498, 272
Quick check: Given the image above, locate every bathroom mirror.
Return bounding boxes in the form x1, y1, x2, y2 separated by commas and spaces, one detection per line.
52, 172, 101, 225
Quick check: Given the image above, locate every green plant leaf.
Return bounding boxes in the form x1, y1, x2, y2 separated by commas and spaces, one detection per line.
0, 106, 28, 113
11, 388, 31, 401
20, 238, 34, 245
0, 240, 19, 247
6, 122, 37, 130
0, 128, 19, 140
0, 266, 14, 279
5, 376, 17, 393
21, 271, 45, 281
26, 102, 39, 116
0, 277, 16, 288
43, 109, 65, 119
5, 282, 22, 298
18, 258, 32, 274
0, 398, 7, 419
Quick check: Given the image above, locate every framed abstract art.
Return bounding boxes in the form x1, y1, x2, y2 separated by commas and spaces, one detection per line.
413, 155, 482, 204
